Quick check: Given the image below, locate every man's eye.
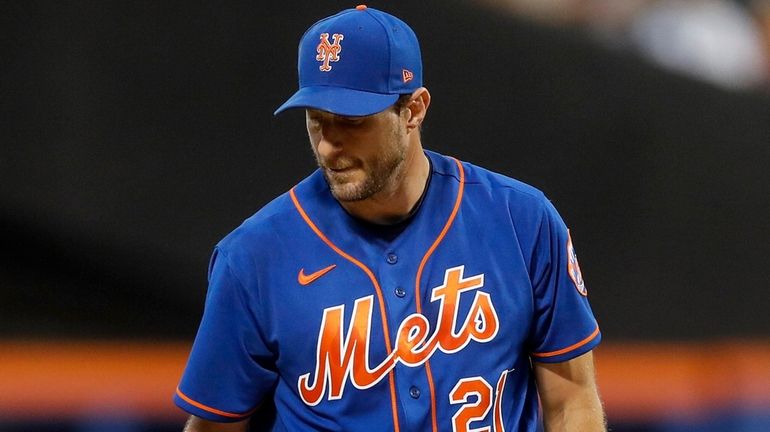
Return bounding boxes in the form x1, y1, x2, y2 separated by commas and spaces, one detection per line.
341, 117, 364, 126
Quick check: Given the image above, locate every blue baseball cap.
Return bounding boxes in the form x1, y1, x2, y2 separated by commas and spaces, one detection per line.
274, 5, 423, 117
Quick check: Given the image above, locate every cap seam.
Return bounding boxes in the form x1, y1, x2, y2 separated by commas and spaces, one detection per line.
365, 9, 395, 93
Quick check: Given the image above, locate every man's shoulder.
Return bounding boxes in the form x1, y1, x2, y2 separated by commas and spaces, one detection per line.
217, 193, 292, 251
428, 150, 547, 207
217, 170, 325, 253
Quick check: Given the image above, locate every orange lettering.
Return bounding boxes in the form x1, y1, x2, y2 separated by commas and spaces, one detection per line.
299, 266, 500, 405
298, 296, 396, 405
493, 370, 510, 432
395, 314, 431, 365
432, 266, 488, 353
467, 292, 499, 342
450, 377, 493, 432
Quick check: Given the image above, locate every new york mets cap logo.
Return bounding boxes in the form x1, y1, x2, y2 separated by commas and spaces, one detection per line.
316, 33, 343, 72
567, 230, 587, 296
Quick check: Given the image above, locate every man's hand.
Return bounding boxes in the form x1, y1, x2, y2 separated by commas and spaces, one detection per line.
533, 351, 606, 431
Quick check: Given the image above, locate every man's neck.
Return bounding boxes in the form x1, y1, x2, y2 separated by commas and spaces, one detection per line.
339, 144, 430, 225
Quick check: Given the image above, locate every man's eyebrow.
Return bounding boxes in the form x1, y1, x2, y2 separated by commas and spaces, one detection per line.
306, 111, 368, 122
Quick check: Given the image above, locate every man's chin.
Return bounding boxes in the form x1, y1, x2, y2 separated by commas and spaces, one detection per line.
328, 179, 379, 202
330, 186, 368, 202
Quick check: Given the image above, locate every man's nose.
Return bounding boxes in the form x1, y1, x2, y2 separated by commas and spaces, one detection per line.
316, 122, 345, 155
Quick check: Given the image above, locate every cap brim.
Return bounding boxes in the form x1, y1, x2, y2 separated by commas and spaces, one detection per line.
274, 86, 400, 117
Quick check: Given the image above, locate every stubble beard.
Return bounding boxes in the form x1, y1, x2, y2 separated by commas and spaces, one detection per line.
318, 130, 408, 203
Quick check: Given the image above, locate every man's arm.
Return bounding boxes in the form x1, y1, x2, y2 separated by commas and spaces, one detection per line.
183, 416, 250, 432
533, 350, 606, 432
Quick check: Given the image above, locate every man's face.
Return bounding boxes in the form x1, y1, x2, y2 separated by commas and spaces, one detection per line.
306, 107, 408, 202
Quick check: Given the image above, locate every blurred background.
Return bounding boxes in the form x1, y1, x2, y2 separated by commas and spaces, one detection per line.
1, 0, 769, 431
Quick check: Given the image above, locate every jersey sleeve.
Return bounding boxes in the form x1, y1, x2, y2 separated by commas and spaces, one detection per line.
174, 247, 278, 422
527, 199, 601, 363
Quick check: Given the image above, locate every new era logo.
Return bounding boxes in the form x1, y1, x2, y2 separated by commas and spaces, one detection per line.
402, 69, 414, 83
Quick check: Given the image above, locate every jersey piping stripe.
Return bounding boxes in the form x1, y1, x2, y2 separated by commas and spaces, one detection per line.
530, 325, 601, 358
175, 387, 256, 419
289, 188, 401, 432
414, 157, 465, 432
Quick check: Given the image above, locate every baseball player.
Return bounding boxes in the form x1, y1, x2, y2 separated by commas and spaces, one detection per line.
175, 5, 604, 432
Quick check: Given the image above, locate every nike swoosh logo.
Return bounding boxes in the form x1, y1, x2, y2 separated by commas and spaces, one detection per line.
298, 264, 337, 286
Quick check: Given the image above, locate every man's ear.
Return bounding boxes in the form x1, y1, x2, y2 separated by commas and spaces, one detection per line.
405, 87, 431, 132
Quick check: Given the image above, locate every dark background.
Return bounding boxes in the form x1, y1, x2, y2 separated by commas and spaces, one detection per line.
3, 0, 768, 342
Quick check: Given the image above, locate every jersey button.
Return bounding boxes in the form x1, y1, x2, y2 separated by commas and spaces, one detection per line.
394, 287, 406, 298
386, 253, 398, 264
409, 386, 421, 399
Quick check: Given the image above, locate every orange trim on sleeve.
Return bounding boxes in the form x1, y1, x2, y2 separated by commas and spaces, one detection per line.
175, 387, 256, 419
289, 188, 401, 432
531, 326, 600, 359
414, 157, 465, 432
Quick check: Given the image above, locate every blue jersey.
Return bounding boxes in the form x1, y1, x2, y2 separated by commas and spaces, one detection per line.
175, 150, 600, 431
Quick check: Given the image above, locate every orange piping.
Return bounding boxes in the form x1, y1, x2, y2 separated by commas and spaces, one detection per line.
531, 325, 600, 359
290, 188, 401, 432
414, 157, 466, 432
175, 387, 255, 419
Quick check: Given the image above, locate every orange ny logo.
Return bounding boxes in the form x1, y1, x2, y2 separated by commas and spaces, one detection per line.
316, 33, 344, 72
